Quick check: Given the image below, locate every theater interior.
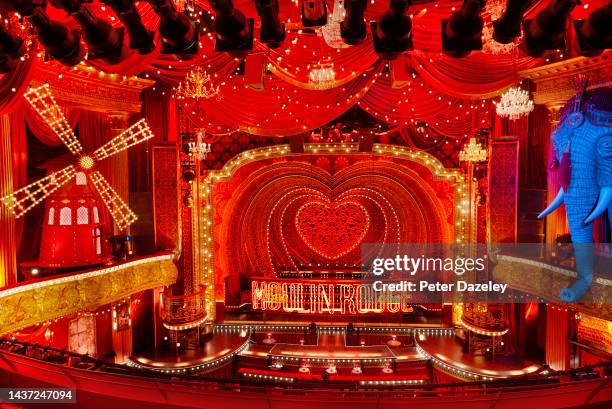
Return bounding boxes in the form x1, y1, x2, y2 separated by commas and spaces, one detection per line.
0, 0, 611, 408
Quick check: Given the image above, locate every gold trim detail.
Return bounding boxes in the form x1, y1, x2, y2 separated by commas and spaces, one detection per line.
0, 253, 178, 335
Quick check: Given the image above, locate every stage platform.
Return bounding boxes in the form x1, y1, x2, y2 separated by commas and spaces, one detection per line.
129, 330, 249, 370
417, 333, 541, 378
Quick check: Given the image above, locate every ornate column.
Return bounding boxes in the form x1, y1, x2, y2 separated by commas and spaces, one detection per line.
519, 53, 612, 244
0, 115, 17, 287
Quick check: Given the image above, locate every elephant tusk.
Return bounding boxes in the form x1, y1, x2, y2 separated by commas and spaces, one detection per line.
537, 189, 565, 219
584, 187, 612, 224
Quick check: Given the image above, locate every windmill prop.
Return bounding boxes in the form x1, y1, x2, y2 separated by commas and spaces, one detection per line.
1, 84, 155, 231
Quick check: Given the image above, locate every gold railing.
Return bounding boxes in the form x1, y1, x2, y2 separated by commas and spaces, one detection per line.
161, 285, 207, 331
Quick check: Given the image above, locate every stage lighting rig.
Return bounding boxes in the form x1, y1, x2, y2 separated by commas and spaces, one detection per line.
0, 23, 26, 73
0, 0, 83, 65
99, 0, 155, 54
493, 0, 532, 44
521, 0, 579, 57
341, 0, 368, 45
208, 0, 253, 56
442, 0, 485, 58
302, 0, 327, 27
371, 0, 413, 59
255, 0, 285, 48
49, 0, 125, 64
145, 0, 198, 57
574, 1, 612, 56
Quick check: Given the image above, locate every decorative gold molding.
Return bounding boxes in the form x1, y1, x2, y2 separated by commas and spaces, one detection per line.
519, 52, 612, 106
31, 62, 155, 114
492, 255, 612, 321
0, 253, 178, 335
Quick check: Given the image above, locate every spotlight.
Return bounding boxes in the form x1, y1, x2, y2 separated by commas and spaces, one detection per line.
50, 0, 125, 64
208, 0, 254, 56
574, 1, 612, 57
0, 23, 25, 73
100, 0, 156, 54
493, 0, 532, 44
521, 0, 579, 57
341, 0, 368, 45
441, 0, 485, 58
145, 0, 198, 57
255, 0, 285, 48
182, 168, 196, 183
0, 23, 25, 58
372, 0, 413, 59
0, 0, 84, 65
302, 0, 327, 27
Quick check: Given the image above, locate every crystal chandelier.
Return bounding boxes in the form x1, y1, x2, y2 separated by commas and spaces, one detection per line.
459, 138, 488, 163
188, 130, 212, 160
308, 60, 337, 90
176, 66, 220, 100
496, 86, 534, 120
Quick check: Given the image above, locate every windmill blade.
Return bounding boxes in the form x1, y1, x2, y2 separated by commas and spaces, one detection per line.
24, 84, 83, 156
0, 165, 77, 218
93, 119, 155, 162
89, 170, 137, 230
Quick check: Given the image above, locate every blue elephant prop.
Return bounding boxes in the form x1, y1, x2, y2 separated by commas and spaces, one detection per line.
538, 82, 612, 302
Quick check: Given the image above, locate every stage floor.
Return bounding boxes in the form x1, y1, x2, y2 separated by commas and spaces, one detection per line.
130, 324, 540, 380
417, 333, 541, 378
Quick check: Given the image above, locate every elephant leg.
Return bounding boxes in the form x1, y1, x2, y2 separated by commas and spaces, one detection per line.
561, 221, 594, 302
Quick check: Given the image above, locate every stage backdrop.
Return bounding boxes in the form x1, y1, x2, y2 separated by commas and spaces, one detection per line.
196, 146, 467, 304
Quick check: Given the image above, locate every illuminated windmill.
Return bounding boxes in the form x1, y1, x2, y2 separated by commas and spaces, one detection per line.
1, 84, 155, 268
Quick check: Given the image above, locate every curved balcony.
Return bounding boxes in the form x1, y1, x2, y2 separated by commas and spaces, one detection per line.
161, 285, 207, 331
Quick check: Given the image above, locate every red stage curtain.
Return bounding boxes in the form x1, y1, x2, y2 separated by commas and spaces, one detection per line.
546, 304, 571, 371
24, 102, 80, 146
0, 53, 36, 115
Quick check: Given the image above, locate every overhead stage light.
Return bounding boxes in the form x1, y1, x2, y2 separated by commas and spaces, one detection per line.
208, 0, 253, 56
341, 0, 368, 45
146, 0, 199, 57
442, 0, 486, 58
372, 0, 413, 59
493, 0, 532, 44
255, 0, 285, 48
521, 0, 579, 57
50, 0, 125, 64
0, 23, 26, 73
302, 0, 327, 27
0, 0, 83, 66
574, 1, 612, 57
100, 0, 156, 54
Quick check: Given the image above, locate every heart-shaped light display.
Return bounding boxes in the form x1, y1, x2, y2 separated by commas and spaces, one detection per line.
295, 200, 370, 260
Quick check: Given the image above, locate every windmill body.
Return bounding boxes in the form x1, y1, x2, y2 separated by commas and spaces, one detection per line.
37, 167, 110, 268
2, 84, 156, 273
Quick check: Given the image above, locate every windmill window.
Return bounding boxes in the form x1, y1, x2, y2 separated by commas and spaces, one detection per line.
95, 228, 102, 255
59, 207, 72, 225
77, 206, 89, 225
48, 208, 55, 225
93, 206, 100, 223
76, 172, 87, 186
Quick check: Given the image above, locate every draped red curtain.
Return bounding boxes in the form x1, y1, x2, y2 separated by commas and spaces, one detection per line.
546, 304, 571, 371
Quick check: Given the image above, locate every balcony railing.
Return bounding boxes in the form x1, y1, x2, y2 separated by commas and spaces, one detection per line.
161, 285, 207, 331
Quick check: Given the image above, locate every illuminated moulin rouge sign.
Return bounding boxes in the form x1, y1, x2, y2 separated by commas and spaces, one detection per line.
251, 281, 414, 314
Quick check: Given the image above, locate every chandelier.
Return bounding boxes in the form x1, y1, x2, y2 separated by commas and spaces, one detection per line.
496, 86, 534, 120
176, 66, 220, 100
459, 138, 488, 163
308, 60, 337, 90
188, 130, 212, 160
